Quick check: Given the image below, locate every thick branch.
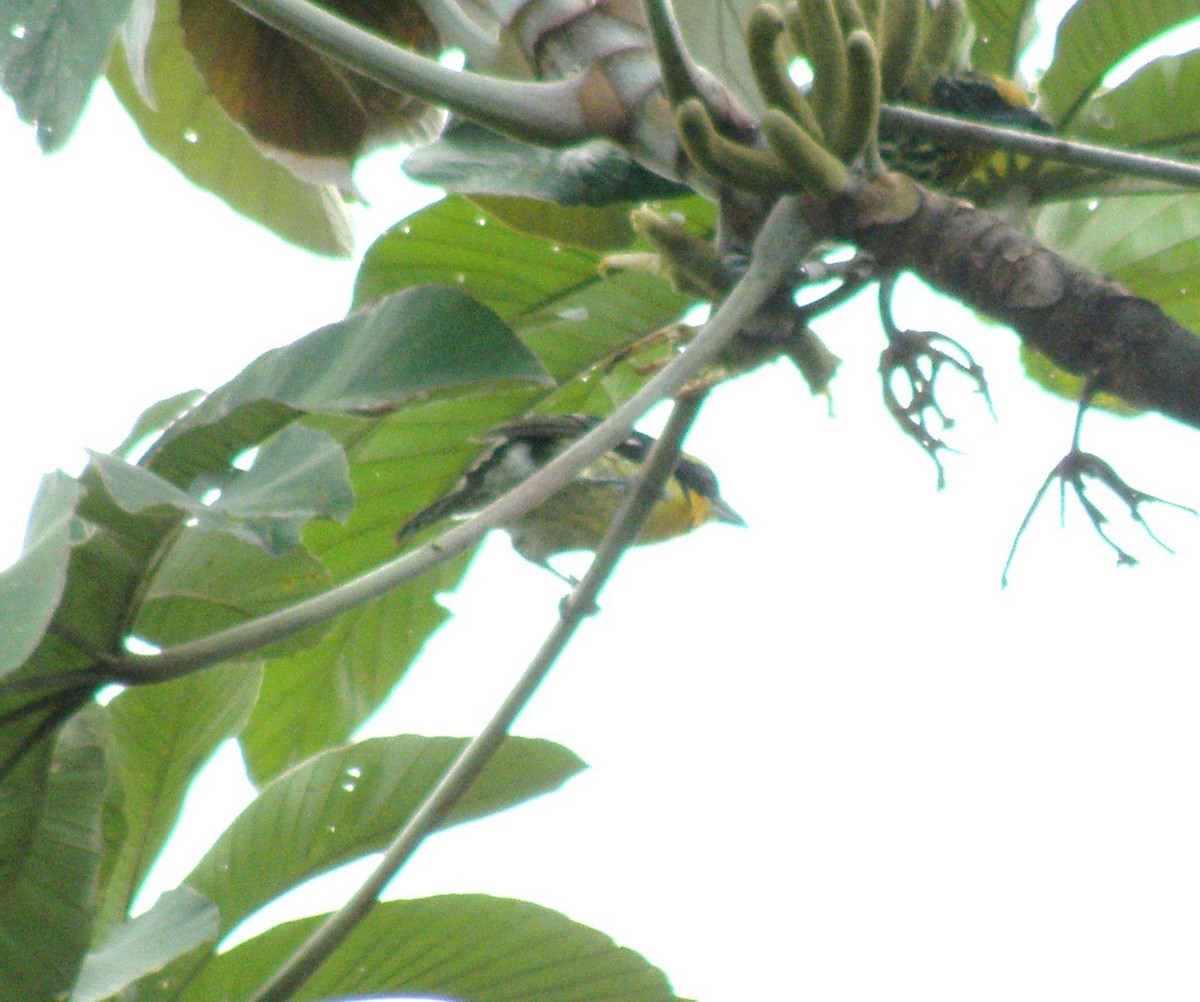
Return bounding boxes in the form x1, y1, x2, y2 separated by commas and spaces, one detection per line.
834, 176, 1200, 430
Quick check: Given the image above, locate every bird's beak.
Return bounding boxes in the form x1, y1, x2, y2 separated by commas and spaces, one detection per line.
709, 497, 747, 527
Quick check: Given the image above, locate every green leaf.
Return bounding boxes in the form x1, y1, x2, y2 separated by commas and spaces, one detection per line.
239, 557, 469, 786
0, 400, 347, 778
94, 663, 262, 936
0, 472, 86, 678
353, 197, 604, 317
0, 470, 180, 925
300, 399, 532, 584
468, 194, 637, 252
0, 455, 203, 787
71, 886, 219, 1002
405, 122, 690, 205
130, 528, 332, 650
1066, 49, 1200, 152
0, 707, 108, 1002
0, 720, 55, 892
1035, 192, 1200, 330
966, 0, 1040, 77
106, 0, 353, 257
113, 390, 204, 461
233, 399, 534, 785
180, 895, 686, 1002
208, 286, 551, 411
1037, 0, 1200, 128
89, 426, 353, 555
353, 197, 698, 383
0, 0, 132, 150
147, 284, 551, 490
674, 0, 761, 115
185, 735, 585, 937
194, 425, 356, 553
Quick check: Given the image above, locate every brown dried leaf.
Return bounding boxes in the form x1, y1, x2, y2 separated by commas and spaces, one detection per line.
180, 0, 443, 189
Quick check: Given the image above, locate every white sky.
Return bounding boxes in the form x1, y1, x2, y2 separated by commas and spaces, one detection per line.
7, 5, 1200, 999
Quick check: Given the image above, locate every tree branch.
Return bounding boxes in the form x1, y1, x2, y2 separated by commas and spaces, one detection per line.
231, 0, 592, 147
836, 175, 1200, 430
245, 394, 707, 1002
879, 103, 1200, 190
108, 197, 810, 687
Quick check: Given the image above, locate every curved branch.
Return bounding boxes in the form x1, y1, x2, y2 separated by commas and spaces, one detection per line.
232, 0, 593, 147
113, 197, 811, 685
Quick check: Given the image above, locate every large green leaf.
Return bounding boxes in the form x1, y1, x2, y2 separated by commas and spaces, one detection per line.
130, 529, 332, 652
404, 122, 689, 206
89, 425, 353, 555
0, 708, 108, 1002
178, 895, 686, 1002
0, 472, 86, 677
353, 196, 605, 318
71, 887, 219, 1002
233, 396, 538, 789
468, 194, 637, 252
966, 0, 1040, 77
146, 284, 550, 488
184, 735, 585, 938
238, 557, 469, 786
94, 663, 262, 936
106, 0, 353, 257
403, 122, 689, 249
0, 389, 332, 799
0, 435, 198, 928
1067, 49, 1200, 152
1037, 0, 1200, 128
1035, 191, 1200, 332
0, 0, 132, 150
0, 456, 200, 797
299, 400, 533, 583
353, 197, 699, 383
112, 390, 204, 461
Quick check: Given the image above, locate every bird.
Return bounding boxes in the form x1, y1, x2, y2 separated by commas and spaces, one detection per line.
396, 414, 745, 575
880, 70, 1054, 188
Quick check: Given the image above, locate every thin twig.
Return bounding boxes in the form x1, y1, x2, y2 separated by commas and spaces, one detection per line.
96, 198, 809, 688
247, 394, 707, 1002
879, 103, 1200, 190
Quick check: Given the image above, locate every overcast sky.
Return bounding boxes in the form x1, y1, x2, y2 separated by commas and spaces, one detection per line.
7, 4, 1200, 999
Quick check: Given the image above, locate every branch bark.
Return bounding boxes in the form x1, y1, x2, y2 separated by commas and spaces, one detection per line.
832, 174, 1200, 430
